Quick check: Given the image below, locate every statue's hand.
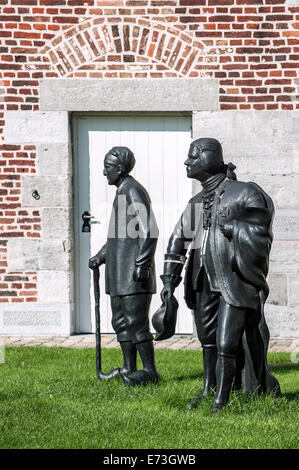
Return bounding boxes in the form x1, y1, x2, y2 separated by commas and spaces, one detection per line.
220, 223, 233, 240
133, 266, 150, 282
160, 284, 175, 303
89, 254, 104, 270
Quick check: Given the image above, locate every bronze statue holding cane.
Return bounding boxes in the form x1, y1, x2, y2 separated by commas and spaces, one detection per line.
89, 146, 160, 387
153, 138, 280, 412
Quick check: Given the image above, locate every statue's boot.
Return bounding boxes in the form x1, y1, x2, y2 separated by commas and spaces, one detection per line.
187, 345, 217, 409
232, 345, 244, 392
98, 341, 137, 380
121, 340, 160, 386
210, 353, 236, 413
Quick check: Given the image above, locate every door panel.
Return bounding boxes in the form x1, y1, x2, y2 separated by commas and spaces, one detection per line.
74, 114, 193, 334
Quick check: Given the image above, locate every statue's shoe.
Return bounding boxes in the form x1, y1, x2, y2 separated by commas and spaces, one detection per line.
210, 401, 226, 414
187, 388, 216, 410
98, 367, 136, 381
121, 369, 160, 387
186, 391, 207, 410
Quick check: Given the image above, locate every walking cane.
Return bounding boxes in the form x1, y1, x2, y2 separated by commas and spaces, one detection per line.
93, 265, 112, 380
92, 265, 122, 381
93, 266, 102, 378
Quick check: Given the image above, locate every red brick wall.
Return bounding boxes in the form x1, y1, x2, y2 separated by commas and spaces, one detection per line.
0, 0, 298, 303
0, 143, 39, 303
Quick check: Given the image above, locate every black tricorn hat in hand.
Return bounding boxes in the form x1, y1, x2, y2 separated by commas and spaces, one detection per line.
152, 295, 178, 341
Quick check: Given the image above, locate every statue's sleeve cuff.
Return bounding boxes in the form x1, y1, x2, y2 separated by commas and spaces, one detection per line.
163, 253, 186, 278
164, 253, 186, 265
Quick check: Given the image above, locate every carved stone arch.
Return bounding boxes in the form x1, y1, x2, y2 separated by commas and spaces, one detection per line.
40, 17, 205, 78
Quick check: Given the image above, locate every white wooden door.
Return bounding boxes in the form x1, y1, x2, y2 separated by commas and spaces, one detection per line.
74, 114, 193, 334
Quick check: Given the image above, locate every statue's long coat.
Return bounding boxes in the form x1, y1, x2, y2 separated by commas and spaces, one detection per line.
165, 177, 280, 394
98, 175, 158, 297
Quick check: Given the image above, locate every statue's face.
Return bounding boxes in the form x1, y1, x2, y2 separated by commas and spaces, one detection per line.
103, 153, 123, 186
184, 145, 210, 182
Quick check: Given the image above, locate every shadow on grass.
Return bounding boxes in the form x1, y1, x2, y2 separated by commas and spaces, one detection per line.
165, 386, 299, 415
169, 362, 299, 386
160, 361, 299, 412
282, 392, 299, 400
269, 362, 299, 371
175, 372, 204, 381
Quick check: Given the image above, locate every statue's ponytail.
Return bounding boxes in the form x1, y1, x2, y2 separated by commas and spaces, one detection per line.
224, 162, 237, 180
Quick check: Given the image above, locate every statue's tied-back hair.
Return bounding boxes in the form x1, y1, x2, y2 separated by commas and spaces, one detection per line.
191, 137, 237, 180
191, 137, 223, 161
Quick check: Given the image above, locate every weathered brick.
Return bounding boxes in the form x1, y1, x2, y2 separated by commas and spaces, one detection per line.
180, 16, 207, 23
11, 0, 37, 4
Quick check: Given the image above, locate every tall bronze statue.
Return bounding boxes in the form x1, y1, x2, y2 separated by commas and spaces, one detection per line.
89, 146, 160, 386
156, 138, 280, 412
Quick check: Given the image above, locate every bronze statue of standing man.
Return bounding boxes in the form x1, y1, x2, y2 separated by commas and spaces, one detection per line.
158, 138, 280, 412
89, 146, 160, 386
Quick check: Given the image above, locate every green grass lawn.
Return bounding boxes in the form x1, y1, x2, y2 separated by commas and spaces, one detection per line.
0, 346, 298, 449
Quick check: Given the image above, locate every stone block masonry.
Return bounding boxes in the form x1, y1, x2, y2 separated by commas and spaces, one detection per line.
0, 0, 298, 341
0, 143, 40, 305
193, 109, 299, 340
0, 109, 71, 310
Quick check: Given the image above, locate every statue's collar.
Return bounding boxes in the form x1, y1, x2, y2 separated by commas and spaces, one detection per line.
116, 175, 132, 194
201, 172, 226, 193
